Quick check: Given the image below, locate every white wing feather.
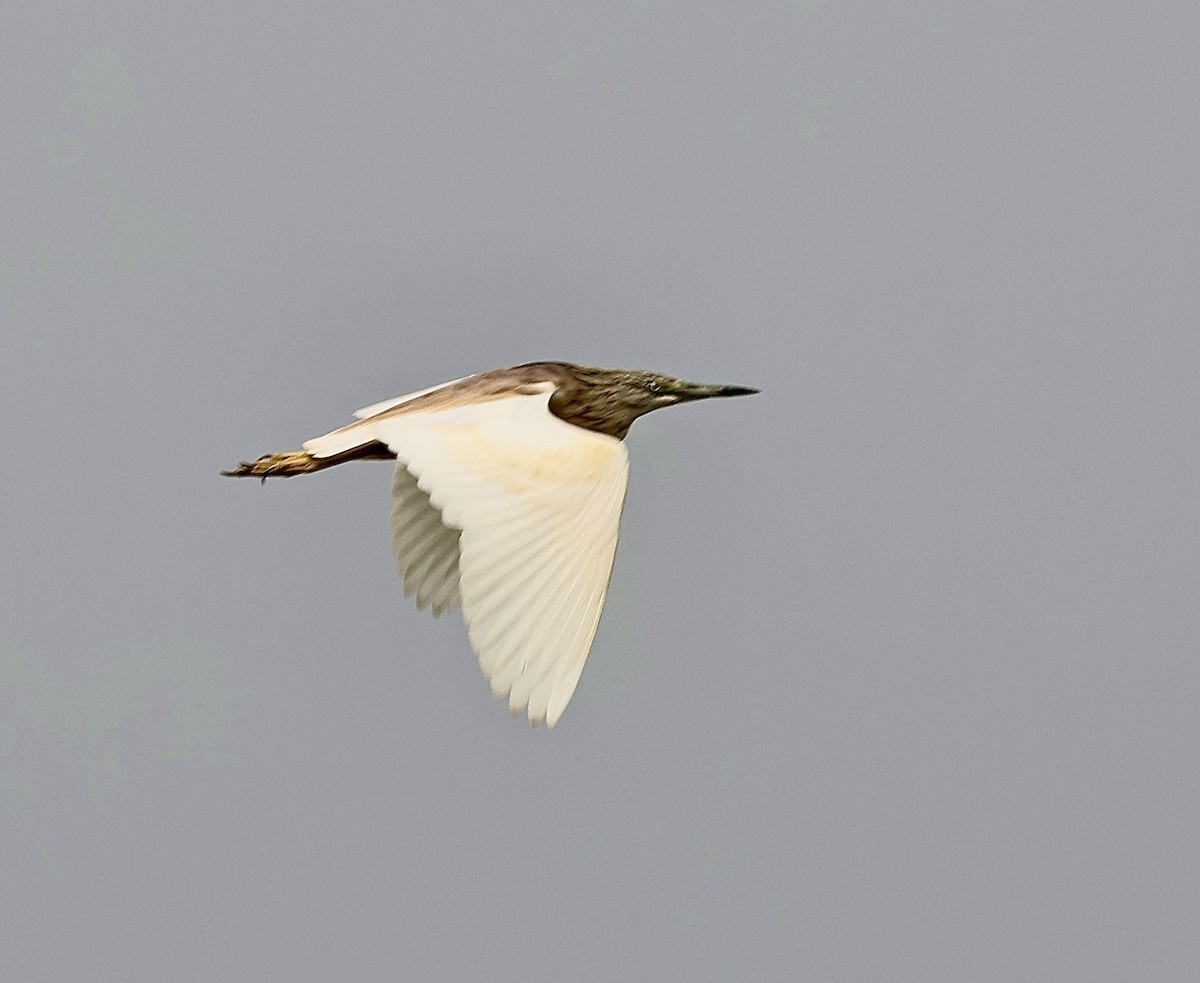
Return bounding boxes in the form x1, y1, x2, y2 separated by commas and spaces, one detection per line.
301, 377, 472, 460
389, 466, 462, 616
369, 386, 629, 727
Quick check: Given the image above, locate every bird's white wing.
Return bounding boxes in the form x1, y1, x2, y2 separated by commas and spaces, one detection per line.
370, 386, 629, 727
389, 465, 462, 617
303, 377, 472, 460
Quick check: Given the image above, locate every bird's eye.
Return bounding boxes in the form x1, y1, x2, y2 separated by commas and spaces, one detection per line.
646, 380, 661, 393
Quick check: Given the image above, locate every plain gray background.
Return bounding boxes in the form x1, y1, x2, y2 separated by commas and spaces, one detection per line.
3, 2, 1197, 980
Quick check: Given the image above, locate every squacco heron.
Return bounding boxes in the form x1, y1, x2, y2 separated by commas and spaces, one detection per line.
224, 361, 757, 727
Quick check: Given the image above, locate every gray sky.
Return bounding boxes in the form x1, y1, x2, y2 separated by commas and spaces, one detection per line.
3, 2, 1198, 980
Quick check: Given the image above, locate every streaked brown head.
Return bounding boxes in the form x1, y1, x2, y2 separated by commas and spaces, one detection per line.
532, 362, 759, 439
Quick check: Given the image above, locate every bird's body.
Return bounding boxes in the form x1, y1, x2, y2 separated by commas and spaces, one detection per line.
224, 361, 757, 727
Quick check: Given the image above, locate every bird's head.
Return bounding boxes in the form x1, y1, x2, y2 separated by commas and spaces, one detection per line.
547, 364, 759, 439
604, 369, 760, 410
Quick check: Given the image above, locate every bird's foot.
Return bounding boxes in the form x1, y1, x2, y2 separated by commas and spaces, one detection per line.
220, 450, 319, 482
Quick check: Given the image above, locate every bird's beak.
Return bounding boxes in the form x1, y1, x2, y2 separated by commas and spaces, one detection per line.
668, 381, 760, 402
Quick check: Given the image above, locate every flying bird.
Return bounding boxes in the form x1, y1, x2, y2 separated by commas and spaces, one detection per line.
223, 361, 757, 727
